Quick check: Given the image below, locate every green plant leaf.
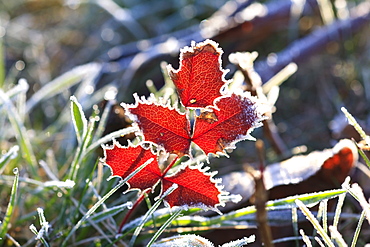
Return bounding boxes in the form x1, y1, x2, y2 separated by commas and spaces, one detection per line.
70, 95, 87, 144
0, 168, 19, 242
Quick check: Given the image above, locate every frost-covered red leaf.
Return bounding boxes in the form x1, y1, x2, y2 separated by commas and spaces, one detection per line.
123, 94, 192, 157
103, 142, 162, 191
167, 39, 229, 108
103, 142, 225, 210
192, 93, 263, 155
123, 93, 263, 156
161, 165, 224, 210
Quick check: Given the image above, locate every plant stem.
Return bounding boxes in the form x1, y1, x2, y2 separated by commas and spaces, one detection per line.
118, 192, 147, 233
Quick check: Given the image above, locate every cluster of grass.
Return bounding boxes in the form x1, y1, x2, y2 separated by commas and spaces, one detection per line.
1, 0, 370, 246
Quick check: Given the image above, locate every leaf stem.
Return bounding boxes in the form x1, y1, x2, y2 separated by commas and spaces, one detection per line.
118, 192, 147, 233
161, 156, 179, 177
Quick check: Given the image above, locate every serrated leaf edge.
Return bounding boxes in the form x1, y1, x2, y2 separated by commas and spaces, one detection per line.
101, 139, 161, 193
161, 162, 229, 214
167, 39, 232, 109
193, 92, 268, 157
121, 93, 191, 154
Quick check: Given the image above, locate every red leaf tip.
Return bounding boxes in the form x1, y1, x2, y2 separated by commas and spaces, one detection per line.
167, 39, 231, 108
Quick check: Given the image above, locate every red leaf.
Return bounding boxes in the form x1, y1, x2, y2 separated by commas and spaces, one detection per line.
167, 39, 229, 108
192, 93, 263, 155
161, 164, 224, 210
103, 141, 162, 191
123, 94, 192, 157
124, 93, 263, 156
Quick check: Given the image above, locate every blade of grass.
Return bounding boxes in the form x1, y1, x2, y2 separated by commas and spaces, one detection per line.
221, 235, 256, 247
61, 157, 154, 247
354, 141, 370, 169
146, 208, 182, 247
0, 90, 38, 172
333, 177, 349, 229
29, 208, 50, 247
329, 226, 347, 247
291, 207, 299, 247
0, 145, 19, 174
344, 183, 370, 224
350, 210, 365, 247
300, 229, 313, 247
83, 203, 133, 226
70, 95, 88, 145
128, 183, 178, 247
2, 79, 29, 101
68, 116, 96, 181
295, 199, 334, 247
131, 188, 347, 231
262, 62, 297, 94
319, 199, 328, 234
341, 107, 370, 146
0, 168, 19, 243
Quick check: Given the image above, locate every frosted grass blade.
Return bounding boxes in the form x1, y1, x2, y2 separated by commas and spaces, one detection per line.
147, 208, 182, 247
0, 168, 19, 242
70, 96, 87, 144
129, 183, 178, 247
0, 90, 38, 171
295, 199, 334, 247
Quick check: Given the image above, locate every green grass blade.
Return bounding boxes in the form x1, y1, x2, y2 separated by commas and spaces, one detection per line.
0, 145, 19, 174
129, 183, 178, 247
0, 168, 19, 242
70, 95, 87, 144
265, 189, 346, 209
350, 210, 365, 247
208, 189, 346, 226
355, 142, 370, 169
68, 106, 96, 181
0, 90, 38, 171
147, 208, 182, 247
333, 178, 349, 230
83, 203, 132, 226
341, 107, 370, 145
